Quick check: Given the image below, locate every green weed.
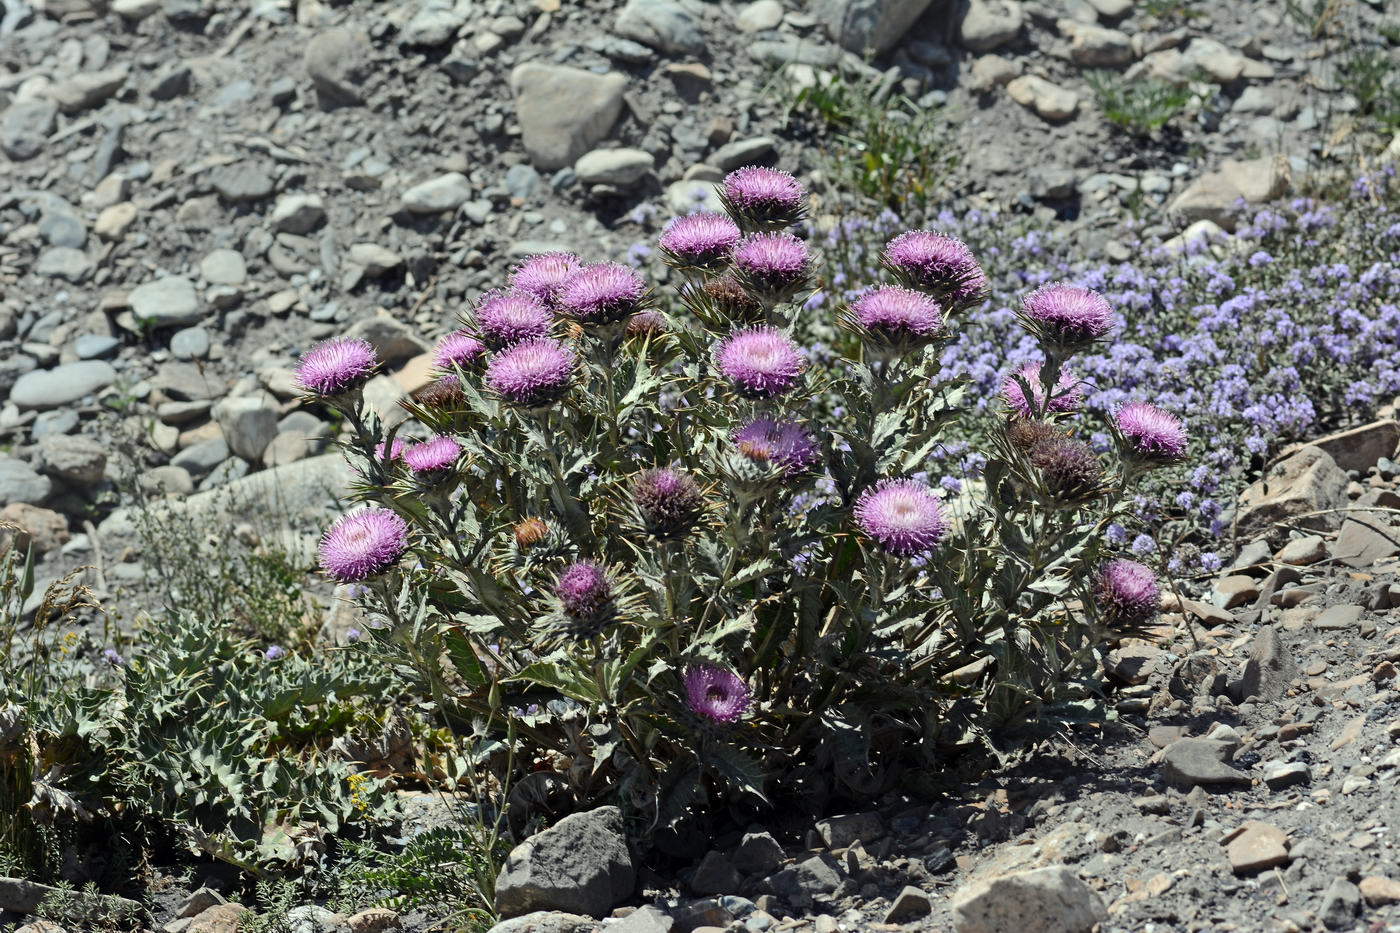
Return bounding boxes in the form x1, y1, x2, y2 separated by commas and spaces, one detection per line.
1085, 71, 1194, 135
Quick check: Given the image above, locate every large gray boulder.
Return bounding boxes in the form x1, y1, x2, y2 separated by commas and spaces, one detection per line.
951, 865, 1107, 933
814, 0, 935, 53
1236, 445, 1348, 546
509, 64, 628, 171
495, 807, 635, 919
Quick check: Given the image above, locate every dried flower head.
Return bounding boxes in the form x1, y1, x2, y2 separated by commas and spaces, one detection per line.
854, 479, 950, 557
513, 517, 549, 550
1029, 436, 1102, 501
319, 509, 409, 583
1094, 559, 1160, 629
733, 418, 820, 478
701, 274, 764, 320
1115, 402, 1188, 464
1020, 283, 1114, 350
510, 252, 581, 306
683, 663, 751, 725
295, 337, 378, 397
659, 212, 741, 269
555, 560, 616, 633
1001, 362, 1083, 419
721, 165, 805, 228
434, 330, 487, 371
631, 467, 705, 539
714, 327, 805, 399
417, 373, 466, 410
883, 231, 986, 304
1005, 419, 1064, 451
474, 289, 554, 348
403, 434, 462, 477
626, 309, 668, 338
732, 231, 809, 297
558, 262, 647, 325
486, 337, 576, 410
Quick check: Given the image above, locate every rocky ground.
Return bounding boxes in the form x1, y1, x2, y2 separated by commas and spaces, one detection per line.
3, 0, 1400, 930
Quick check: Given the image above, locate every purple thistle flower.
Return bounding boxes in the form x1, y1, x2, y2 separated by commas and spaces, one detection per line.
510, 252, 581, 306
854, 479, 950, 557
631, 467, 705, 539
474, 289, 554, 348
403, 434, 462, 476
683, 663, 751, 725
1094, 559, 1160, 629
295, 337, 378, 397
265, 645, 286, 660
555, 560, 616, 632
1001, 362, 1083, 419
1115, 402, 1188, 463
558, 262, 646, 325
434, 330, 487, 371
733, 418, 820, 477
658, 212, 741, 269
848, 286, 945, 351
1020, 282, 1114, 349
486, 337, 576, 410
714, 327, 805, 399
319, 509, 409, 583
721, 166, 805, 228
376, 437, 408, 462
732, 232, 809, 296
883, 230, 986, 303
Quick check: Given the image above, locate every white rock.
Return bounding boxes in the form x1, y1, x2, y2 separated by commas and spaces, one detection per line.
401, 173, 472, 213
736, 0, 783, 32
1006, 75, 1078, 121
959, 0, 1023, 52
575, 148, 655, 186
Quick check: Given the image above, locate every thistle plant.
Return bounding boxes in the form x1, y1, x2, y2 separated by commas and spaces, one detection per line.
308, 166, 1185, 829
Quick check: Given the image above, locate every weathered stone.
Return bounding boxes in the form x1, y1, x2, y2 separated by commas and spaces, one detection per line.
47, 65, 128, 114
1237, 445, 1348, 545
731, 831, 785, 876
10, 361, 118, 411
736, 0, 782, 33
270, 194, 327, 234
1238, 626, 1295, 701
345, 314, 429, 364
1360, 876, 1400, 907
1211, 575, 1259, 609
1061, 20, 1132, 66
1314, 604, 1363, 631
951, 866, 1107, 933
816, 812, 883, 848
1320, 877, 1360, 930
814, 0, 936, 53
1161, 738, 1251, 790
885, 885, 933, 923
346, 907, 400, 933
959, 0, 1023, 51
401, 173, 472, 214
130, 276, 202, 328
689, 850, 742, 896
615, 0, 706, 55
401, 0, 466, 46
494, 807, 634, 919
305, 27, 373, 109
1331, 518, 1400, 569
1168, 157, 1290, 229
1262, 761, 1310, 790
348, 244, 403, 276
509, 64, 628, 170
1278, 420, 1400, 473
37, 435, 106, 487
574, 148, 655, 186
213, 397, 280, 462
1006, 75, 1078, 121
0, 877, 140, 919
0, 503, 69, 554
760, 854, 844, 902
486, 912, 597, 933
186, 904, 250, 933
1224, 822, 1289, 875
1, 98, 59, 161
1276, 534, 1326, 565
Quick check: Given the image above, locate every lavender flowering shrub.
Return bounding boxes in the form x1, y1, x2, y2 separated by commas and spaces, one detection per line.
304, 167, 1183, 827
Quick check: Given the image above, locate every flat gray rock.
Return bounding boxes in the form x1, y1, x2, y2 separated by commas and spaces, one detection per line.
0, 458, 53, 506
1162, 738, 1251, 790
10, 361, 118, 411
130, 276, 202, 327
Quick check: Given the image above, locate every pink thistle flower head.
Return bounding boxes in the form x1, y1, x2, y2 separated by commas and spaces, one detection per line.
318, 509, 408, 583
473, 289, 554, 349
658, 212, 741, 269
883, 231, 986, 304
733, 418, 820, 478
683, 663, 751, 725
1020, 282, 1114, 350
558, 262, 646, 325
403, 434, 462, 476
732, 231, 809, 297
375, 437, 408, 462
1115, 402, 1187, 463
714, 326, 805, 399
721, 166, 805, 228
434, 330, 487, 371
510, 252, 581, 306
1001, 362, 1083, 419
555, 560, 616, 632
848, 286, 946, 351
485, 337, 576, 410
631, 467, 705, 539
295, 337, 378, 397
854, 479, 950, 557
1094, 559, 1160, 629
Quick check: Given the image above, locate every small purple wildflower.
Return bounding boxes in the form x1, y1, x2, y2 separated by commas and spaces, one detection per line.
683, 663, 751, 725
102, 648, 124, 666
319, 509, 409, 583
474, 289, 554, 348
714, 327, 805, 399
486, 337, 577, 409
658, 212, 741, 268
854, 479, 950, 557
1094, 559, 1160, 628
346, 628, 363, 642
375, 437, 408, 463
265, 645, 286, 660
558, 262, 646, 325
510, 252, 581, 306
295, 337, 378, 397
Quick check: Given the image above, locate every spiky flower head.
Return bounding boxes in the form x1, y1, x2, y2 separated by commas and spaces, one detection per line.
659, 212, 741, 270
700, 274, 764, 321
1001, 362, 1083, 419
1115, 402, 1188, 465
626, 309, 668, 339
1028, 436, 1102, 502
714, 327, 805, 399
510, 252, 581, 306
295, 337, 378, 397
683, 663, 751, 725
434, 330, 487, 371
1094, 559, 1160, 629
1005, 419, 1063, 451
473, 289, 554, 349
1020, 283, 1114, 351
417, 373, 466, 410
847, 286, 946, 353
403, 434, 462, 478
854, 479, 950, 557
556, 261, 646, 326
376, 437, 408, 462
733, 418, 820, 478
883, 231, 986, 304
732, 231, 809, 299
721, 166, 805, 229
555, 560, 616, 634
486, 337, 576, 410
319, 509, 409, 583
513, 517, 549, 550
631, 467, 705, 539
